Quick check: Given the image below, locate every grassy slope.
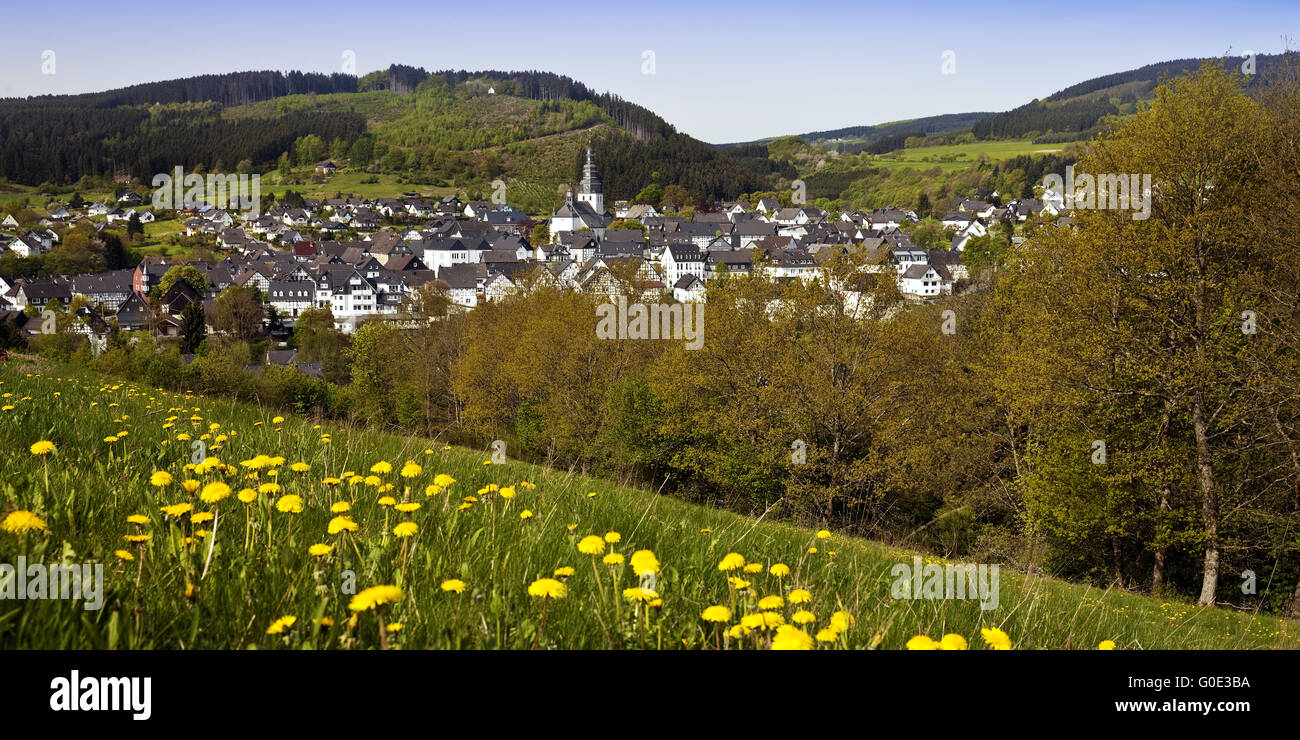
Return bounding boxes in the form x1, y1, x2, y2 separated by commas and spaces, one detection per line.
867, 139, 1069, 172
0, 355, 1295, 650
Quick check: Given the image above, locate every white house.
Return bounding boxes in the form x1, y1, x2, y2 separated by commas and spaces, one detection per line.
898, 263, 953, 298
661, 244, 707, 286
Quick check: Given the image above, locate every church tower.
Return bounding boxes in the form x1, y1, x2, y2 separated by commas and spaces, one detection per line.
577, 144, 604, 214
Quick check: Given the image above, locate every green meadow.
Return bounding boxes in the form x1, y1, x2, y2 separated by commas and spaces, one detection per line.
0, 356, 1293, 650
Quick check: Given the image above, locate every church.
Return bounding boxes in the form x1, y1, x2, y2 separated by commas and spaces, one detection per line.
549, 145, 609, 242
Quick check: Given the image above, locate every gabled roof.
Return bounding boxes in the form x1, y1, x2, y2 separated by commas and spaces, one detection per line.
673, 274, 704, 290
435, 262, 489, 289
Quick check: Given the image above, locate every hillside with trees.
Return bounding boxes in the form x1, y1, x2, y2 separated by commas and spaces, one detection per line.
0, 66, 764, 212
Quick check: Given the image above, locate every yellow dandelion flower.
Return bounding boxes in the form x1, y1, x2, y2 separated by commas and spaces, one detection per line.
126, 514, 149, 525
743, 612, 785, 630
830, 611, 855, 632
771, 625, 815, 650
527, 578, 567, 599
181, 479, 200, 494
370, 461, 392, 475
758, 595, 785, 610
623, 587, 659, 603
377, 496, 396, 506
907, 635, 940, 650
433, 473, 455, 487
718, 552, 746, 571
770, 563, 790, 578
331, 501, 351, 513
792, 610, 816, 625
348, 585, 403, 611
290, 462, 310, 473
237, 488, 257, 503
499, 486, 516, 499
440, 579, 466, 594
275, 495, 304, 514
160, 502, 193, 518
553, 566, 576, 577
190, 512, 214, 525
400, 461, 422, 478
393, 521, 418, 537
940, 634, 969, 650
309, 543, 334, 557
1, 510, 48, 534
630, 549, 660, 576
520, 510, 534, 520
577, 535, 606, 555
328, 515, 358, 534
114, 549, 135, 561
394, 502, 420, 513
789, 588, 812, 604
603, 552, 624, 566
981, 627, 1012, 650
701, 605, 731, 623
199, 481, 231, 503
816, 530, 832, 540
29, 440, 56, 456
266, 615, 297, 635
1098, 640, 1116, 650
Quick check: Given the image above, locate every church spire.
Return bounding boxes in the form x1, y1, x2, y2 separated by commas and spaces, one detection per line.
580, 144, 601, 195
577, 143, 604, 214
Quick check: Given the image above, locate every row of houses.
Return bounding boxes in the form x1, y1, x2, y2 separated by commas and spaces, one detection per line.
4, 145, 1079, 340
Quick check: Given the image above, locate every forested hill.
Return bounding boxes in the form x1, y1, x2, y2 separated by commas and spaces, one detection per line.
17, 70, 359, 108
971, 52, 1298, 141
723, 111, 994, 153
0, 66, 765, 207
735, 52, 1300, 148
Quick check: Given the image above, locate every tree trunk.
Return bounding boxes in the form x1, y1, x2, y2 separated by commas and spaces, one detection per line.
1193, 397, 1219, 607
1152, 475, 1172, 593
1286, 578, 1300, 620
1111, 538, 1124, 588
1152, 400, 1173, 594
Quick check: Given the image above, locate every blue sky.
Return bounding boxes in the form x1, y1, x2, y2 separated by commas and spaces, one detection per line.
0, 0, 1295, 142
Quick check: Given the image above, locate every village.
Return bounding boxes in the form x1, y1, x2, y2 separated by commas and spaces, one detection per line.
0, 146, 1067, 365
